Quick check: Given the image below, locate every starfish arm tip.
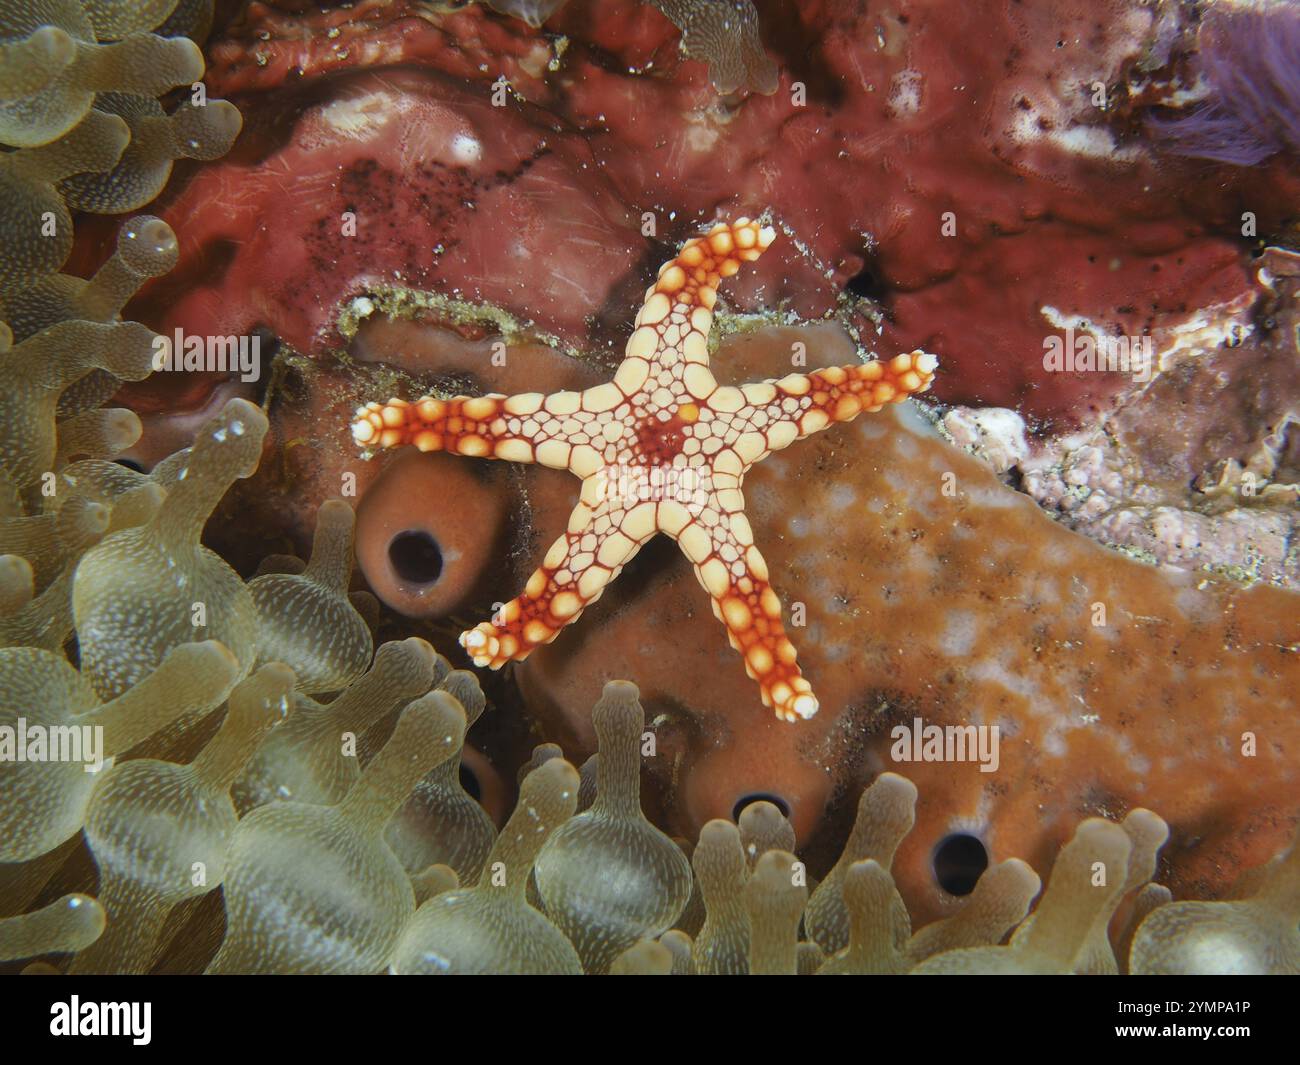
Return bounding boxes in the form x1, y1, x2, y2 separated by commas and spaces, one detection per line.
459, 626, 505, 669
792, 692, 819, 719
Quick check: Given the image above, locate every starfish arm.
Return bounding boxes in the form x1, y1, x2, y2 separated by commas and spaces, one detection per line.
613, 217, 776, 395
665, 494, 819, 722
722, 350, 939, 463
351, 390, 611, 471
349, 220, 921, 724
459, 493, 659, 667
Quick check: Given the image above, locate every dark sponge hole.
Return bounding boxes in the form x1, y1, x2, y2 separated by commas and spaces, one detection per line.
845, 262, 891, 302
732, 792, 791, 822
933, 832, 989, 896
388, 530, 443, 585
459, 763, 481, 801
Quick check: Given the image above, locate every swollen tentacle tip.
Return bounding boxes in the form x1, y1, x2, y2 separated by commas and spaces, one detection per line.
117, 215, 179, 277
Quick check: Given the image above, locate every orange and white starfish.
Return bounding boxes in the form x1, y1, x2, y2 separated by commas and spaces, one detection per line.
352, 219, 937, 721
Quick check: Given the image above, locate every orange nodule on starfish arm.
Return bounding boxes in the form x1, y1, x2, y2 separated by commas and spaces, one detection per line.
350, 389, 605, 469
746, 350, 940, 455
674, 509, 819, 722
459, 497, 657, 667
616, 218, 776, 392
352, 393, 514, 458
659, 217, 775, 312
351, 218, 934, 725
802, 350, 940, 420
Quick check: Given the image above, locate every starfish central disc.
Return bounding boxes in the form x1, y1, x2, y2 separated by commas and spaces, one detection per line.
631, 412, 689, 465
352, 219, 939, 722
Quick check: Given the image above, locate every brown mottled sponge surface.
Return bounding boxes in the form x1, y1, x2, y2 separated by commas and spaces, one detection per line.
517, 323, 1300, 924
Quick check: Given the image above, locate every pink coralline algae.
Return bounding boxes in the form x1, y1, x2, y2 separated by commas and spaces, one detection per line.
104, 0, 1294, 426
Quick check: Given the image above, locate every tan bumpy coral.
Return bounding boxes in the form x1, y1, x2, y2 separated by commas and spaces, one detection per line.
5, 213, 177, 340
58, 91, 241, 214
0, 640, 239, 863
248, 499, 373, 696
0, 894, 104, 960
391, 757, 582, 975
70, 665, 294, 974
73, 398, 267, 699
385, 669, 497, 884
0, 319, 156, 489
4, 640, 1297, 974
691, 819, 751, 974
208, 694, 467, 975
232, 637, 443, 811
0, 0, 203, 149
533, 681, 694, 973
1129, 834, 1300, 975
804, 772, 917, 955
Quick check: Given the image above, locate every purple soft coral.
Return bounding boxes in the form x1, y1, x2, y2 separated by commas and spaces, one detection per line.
1149, 3, 1300, 166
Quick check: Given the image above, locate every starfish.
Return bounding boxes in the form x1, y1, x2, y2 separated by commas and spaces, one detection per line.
352, 219, 937, 721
